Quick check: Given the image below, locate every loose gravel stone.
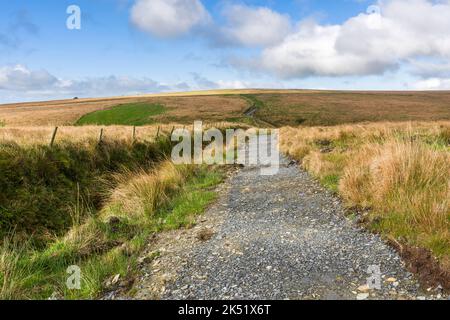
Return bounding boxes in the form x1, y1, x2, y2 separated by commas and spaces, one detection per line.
118, 154, 446, 300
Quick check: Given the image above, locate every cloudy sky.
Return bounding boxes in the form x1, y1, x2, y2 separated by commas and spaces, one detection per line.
1, 0, 450, 103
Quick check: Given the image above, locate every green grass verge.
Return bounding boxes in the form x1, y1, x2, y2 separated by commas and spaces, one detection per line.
0, 165, 224, 300
160, 168, 222, 231
76, 103, 166, 126
320, 174, 340, 193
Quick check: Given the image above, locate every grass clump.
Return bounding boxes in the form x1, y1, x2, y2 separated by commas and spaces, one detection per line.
340, 140, 449, 262
76, 103, 166, 126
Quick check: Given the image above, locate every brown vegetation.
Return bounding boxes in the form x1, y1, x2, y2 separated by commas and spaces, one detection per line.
3, 89, 450, 127
280, 121, 450, 271
255, 91, 450, 126
0, 93, 248, 126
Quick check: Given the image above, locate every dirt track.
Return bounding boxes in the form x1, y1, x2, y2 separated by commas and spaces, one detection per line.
115, 155, 446, 300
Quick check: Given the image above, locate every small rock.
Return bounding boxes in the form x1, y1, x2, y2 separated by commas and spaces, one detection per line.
356, 293, 369, 300
357, 284, 370, 293
111, 274, 121, 285
197, 228, 214, 241
48, 291, 63, 300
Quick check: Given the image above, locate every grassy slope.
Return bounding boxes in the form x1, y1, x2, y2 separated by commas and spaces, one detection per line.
0, 137, 172, 243
0, 162, 224, 299
76, 103, 165, 126
0, 116, 228, 299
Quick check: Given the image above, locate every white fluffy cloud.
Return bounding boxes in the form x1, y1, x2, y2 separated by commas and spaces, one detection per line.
190, 72, 249, 90
0, 65, 57, 90
220, 5, 292, 47
0, 65, 189, 102
130, 0, 210, 38
57, 76, 175, 95
411, 78, 450, 90
254, 0, 450, 78
130, 1, 291, 47
258, 22, 393, 78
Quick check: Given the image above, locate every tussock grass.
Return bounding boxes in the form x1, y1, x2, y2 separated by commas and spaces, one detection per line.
280, 121, 450, 267
0, 122, 231, 299
0, 236, 31, 299
0, 135, 173, 242
0, 160, 223, 299
105, 161, 189, 219
0, 128, 222, 299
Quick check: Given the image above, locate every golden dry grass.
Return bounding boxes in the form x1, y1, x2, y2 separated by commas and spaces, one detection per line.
104, 161, 191, 220
280, 121, 450, 267
0, 125, 170, 145
0, 121, 244, 146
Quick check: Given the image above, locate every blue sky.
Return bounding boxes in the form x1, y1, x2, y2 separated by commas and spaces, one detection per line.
1, 0, 450, 102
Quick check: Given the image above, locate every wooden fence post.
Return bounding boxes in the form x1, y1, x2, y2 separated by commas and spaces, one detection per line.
98, 128, 104, 144
49, 127, 58, 147
132, 126, 136, 141
156, 126, 160, 138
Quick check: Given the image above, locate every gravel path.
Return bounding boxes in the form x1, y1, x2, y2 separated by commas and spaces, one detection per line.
127, 156, 442, 300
